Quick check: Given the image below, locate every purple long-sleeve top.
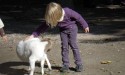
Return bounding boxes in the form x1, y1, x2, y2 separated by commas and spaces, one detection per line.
32, 7, 88, 37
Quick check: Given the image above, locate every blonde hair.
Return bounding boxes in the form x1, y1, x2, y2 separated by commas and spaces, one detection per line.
45, 2, 62, 28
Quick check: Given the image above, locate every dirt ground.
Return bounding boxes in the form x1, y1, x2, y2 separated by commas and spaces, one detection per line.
0, 6, 125, 75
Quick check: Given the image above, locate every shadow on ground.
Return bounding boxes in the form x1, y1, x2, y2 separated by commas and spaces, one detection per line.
0, 61, 28, 75
0, 61, 76, 75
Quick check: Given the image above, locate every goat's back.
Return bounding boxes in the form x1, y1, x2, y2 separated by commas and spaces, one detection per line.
16, 38, 48, 62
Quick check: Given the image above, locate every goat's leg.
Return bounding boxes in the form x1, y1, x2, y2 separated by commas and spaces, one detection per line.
29, 58, 36, 75
41, 59, 45, 75
45, 54, 52, 70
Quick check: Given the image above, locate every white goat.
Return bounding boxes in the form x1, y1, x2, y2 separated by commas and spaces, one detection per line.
16, 38, 52, 75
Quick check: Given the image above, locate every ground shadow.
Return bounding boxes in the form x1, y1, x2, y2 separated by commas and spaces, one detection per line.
0, 61, 28, 75
0, 61, 76, 75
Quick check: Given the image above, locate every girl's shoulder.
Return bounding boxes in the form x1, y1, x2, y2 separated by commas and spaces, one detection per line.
63, 7, 71, 11
63, 7, 73, 14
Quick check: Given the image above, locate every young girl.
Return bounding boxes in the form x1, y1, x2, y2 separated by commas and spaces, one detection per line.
26, 2, 89, 72
0, 18, 7, 42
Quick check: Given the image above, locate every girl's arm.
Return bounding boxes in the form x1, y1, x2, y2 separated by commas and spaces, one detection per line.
32, 22, 49, 37
32, 21, 49, 37
25, 22, 49, 40
25, 21, 49, 40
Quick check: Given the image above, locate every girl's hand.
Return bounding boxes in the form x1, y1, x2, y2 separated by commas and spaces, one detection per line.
84, 27, 89, 33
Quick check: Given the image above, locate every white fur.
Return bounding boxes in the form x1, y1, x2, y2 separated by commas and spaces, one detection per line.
16, 38, 52, 75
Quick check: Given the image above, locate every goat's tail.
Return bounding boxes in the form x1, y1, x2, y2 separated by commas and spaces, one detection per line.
16, 40, 29, 62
